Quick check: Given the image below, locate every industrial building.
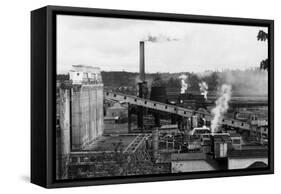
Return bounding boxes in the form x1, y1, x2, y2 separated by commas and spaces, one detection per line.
56, 41, 269, 180
57, 65, 104, 179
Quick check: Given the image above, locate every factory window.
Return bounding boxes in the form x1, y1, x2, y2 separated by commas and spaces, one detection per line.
241, 123, 244, 126
232, 121, 234, 124
106, 92, 109, 95
154, 103, 156, 106
184, 111, 186, 114
174, 108, 177, 111
233, 139, 240, 144
114, 94, 116, 97
70, 157, 78, 163
165, 106, 168, 109
144, 101, 147, 104
90, 157, 96, 162
222, 119, 224, 122
134, 99, 137, 102
124, 96, 127, 100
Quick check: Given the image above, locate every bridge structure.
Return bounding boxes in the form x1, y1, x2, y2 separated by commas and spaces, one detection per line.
104, 91, 256, 131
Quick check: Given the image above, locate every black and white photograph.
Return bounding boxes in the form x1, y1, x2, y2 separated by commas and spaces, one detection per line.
55, 14, 269, 180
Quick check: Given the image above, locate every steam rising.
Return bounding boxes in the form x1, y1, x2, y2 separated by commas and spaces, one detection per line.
179, 74, 188, 94
211, 84, 232, 133
199, 81, 208, 100
144, 34, 179, 43
219, 69, 267, 96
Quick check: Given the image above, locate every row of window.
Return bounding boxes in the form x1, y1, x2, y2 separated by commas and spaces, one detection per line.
222, 119, 246, 127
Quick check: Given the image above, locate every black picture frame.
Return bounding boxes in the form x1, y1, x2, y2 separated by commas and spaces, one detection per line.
31, 5, 274, 188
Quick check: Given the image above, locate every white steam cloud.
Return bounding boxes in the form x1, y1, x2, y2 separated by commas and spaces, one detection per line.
144, 34, 179, 43
211, 84, 232, 133
219, 69, 268, 96
179, 74, 188, 94
199, 81, 208, 100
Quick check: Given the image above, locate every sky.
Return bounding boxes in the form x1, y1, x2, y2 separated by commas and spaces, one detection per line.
57, 15, 268, 74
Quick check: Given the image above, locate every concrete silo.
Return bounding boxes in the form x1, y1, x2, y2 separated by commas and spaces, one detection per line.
69, 65, 104, 150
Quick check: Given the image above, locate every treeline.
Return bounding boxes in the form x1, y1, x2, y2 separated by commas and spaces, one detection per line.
100, 71, 220, 92
57, 68, 267, 95
57, 74, 69, 81
101, 71, 138, 88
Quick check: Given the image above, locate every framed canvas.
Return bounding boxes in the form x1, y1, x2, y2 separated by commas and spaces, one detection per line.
31, 5, 274, 188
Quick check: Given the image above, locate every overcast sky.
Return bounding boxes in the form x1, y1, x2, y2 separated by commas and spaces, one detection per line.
57, 15, 268, 74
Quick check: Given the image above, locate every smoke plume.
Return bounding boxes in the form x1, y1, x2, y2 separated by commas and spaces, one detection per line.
219, 69, 268, 96
199, 81, 208, 100
144, 34, 179, 43
179, 74, 188, 94
211, 84, 232, 133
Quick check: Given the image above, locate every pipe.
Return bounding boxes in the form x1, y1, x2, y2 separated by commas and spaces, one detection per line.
152, 128, 159, 161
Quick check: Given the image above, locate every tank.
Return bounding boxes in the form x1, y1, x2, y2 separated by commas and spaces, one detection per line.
150, 86, 167, 103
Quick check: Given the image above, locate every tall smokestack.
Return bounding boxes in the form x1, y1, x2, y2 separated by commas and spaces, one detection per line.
139, 41, 145, 82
